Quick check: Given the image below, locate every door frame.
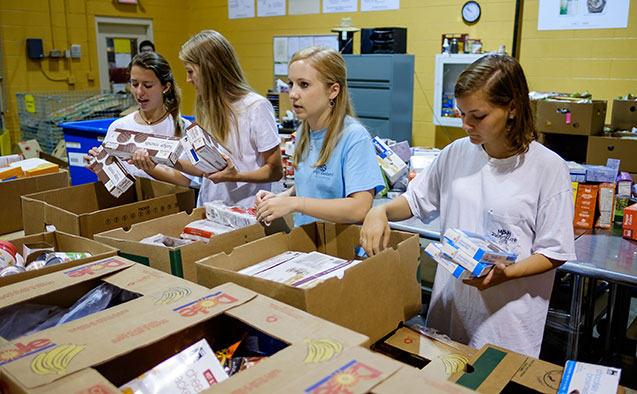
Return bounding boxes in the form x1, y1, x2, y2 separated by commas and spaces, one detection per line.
94, 16, 153, 91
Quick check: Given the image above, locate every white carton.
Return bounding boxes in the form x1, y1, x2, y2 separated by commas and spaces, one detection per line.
184, 123, 227, 173
441, 241, 491, 277
181, 219, 234, 243
558, 360, 621, 394
443, 228, 517, 265
181, 135, 219, 174
424, 242, 469, 279
87, 145, 135, 197
373, 137, 407, 185
204, 201, 258, 228
103, 128, 183, 166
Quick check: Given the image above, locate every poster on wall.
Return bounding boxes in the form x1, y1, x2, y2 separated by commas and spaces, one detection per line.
289, 0, 320, 15
361, 0, 399, 12
258, 0, 286, 17
538, 0, 629, 30
229, 0, 255, 19
323, 0, 357, 13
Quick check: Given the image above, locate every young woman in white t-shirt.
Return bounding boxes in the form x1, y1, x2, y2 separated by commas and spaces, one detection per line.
130, 30, 282, 208
85, 51, 189, 178
360, 54, 576, 357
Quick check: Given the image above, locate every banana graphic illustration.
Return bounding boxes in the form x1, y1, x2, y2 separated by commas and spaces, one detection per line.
304, 338, 343, 364
30, 344, 85, 375
155, 287, 192, 305
439, 353, 470, 374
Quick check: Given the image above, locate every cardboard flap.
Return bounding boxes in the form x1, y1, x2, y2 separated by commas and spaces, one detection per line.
452, 344, 527, 393
0, 257, 135, 308
373, 366, 477, 394
225, 293, 369, 347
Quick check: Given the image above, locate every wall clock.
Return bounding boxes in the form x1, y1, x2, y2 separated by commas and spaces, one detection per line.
462, 1, 481, 24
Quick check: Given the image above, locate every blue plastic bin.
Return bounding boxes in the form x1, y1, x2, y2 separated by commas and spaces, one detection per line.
61, 116, 194, 186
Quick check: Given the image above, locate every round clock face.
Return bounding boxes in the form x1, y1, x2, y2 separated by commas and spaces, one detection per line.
462, 1, 481, 23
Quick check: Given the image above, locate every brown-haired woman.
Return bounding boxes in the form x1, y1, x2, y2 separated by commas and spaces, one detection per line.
360, 54, 576, 357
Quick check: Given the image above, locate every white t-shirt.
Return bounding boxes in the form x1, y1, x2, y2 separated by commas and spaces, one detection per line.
403, 137, 577, 357
106, 112, 189, 179
196, 92, 280, 208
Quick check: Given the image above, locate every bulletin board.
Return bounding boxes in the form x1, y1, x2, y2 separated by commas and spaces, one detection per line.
272, 34, 339, 83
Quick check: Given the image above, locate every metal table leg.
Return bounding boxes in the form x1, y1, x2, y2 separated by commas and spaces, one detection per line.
566, 273, 585, 360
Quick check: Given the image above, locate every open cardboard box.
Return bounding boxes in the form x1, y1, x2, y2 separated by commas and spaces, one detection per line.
371, 364, 476, 394
0, 278, 382, 393
535, 100, 607, 136
0, 231, 118, 287
195, 221, 421, 345
94, 207, 291, 282
0, 170, 69, 235
21, 177, 195, 239
374, 326, 477, 381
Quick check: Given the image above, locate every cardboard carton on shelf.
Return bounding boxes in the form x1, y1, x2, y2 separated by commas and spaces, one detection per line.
0, 170, 69, 236
195, 221, 421, 345
535, 100, 607, 136
20, 177, 195, 239
0, 231, 118, 287
587, 136, 637, 174
94, 207, 291, 282
0, 275, 381, 394
610, 99, 637, 131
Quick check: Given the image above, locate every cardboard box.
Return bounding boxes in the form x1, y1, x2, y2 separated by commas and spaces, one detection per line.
535, 100, 607, 135
21, 177, 195, 239
610, 99, 637, 131
195, 221, 421, 344
587, 136, 637, 173
94, 207, 290, 282
0, 279, 372, 393
372, 364, 476, 394
452, 344, 564, 393
0, 231, 118, 287
0, 171, 69, 235
375, 326, 477, 381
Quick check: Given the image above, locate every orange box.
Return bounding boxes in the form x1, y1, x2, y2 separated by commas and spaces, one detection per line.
574, 184, 598, 229
25, 162, 59, 177
623, 203, 637, 240
0, 166, 25, 181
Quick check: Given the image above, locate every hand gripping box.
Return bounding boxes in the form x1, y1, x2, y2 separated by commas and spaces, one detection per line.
94, 207, 290, 282
182, 122, 227, 173
103, 128, 183, 167
86, 145, 135, 197
0, 280, 378, 394
0, 231, 118, 287
195, 221, 421, 344
21, 177, 195, 238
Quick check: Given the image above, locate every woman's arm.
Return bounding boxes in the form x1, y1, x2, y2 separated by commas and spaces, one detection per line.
360, 196, 414, 256
207, 146, 283, 184
463, 254, 564, 290
129, 150, 194, 187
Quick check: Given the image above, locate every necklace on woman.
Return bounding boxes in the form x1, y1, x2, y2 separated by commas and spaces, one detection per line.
139, 109, 168, 125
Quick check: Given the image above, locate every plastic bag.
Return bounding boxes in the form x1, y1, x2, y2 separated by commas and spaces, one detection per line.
0, 303, 65, 341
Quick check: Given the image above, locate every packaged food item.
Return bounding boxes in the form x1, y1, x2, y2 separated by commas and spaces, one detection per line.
0, 265, 26, 277
87, 145, 136, 197
103, 128, 183, 167
119, 338, 228, 393
182, 123, 227, 173
181, 219, 234, 243
0, 240, 18, 267
442, 228, 516, 265
424, 242, 470, 279
440, 241, 491, 277
139, 233, 193, 247
204, 201, 258, 228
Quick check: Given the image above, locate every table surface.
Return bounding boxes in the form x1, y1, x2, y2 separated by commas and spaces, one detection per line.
374, 198, 637, 287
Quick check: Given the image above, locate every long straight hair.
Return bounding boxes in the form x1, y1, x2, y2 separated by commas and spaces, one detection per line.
291, 46, 356, 168
179, 30, 253, 150
128, 52, 184, 136
454, 53, 536, 154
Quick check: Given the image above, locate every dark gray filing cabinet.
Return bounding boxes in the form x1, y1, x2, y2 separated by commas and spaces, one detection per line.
343, 54, 415, 144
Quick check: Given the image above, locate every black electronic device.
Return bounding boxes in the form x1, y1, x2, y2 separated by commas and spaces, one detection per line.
26, 38, 44, 59
360, 28, 407, 54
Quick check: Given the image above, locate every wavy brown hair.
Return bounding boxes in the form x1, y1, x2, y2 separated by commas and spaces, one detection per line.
128, 51, 184, 136
179, 30, 253, 152
454, 53, 536, 154
291, 46, 356, 168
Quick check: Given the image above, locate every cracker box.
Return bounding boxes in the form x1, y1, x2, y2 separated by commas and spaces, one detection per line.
86, 145, 135, 197
623, 203, 637, 241
596, 183, 616, 229
21, 177, 195, 238
373, 137, 408, 185
183, 123, 227, 173
0, 231, 118, 287
195, 221, 421, 344
103, 128, 183, 167
93, 207, 290, 282
443, 228, 517, 265
574, 184, 599, 229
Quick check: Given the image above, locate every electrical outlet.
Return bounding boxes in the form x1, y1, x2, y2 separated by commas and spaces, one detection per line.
49, 50, 62, 58
65, 50, 71, 58
68, 75, 76, 84
87, 72, 95, 81
70, 44, 81, 58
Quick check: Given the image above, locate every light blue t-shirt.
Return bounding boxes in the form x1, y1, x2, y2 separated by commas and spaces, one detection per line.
294, 116, 385, 226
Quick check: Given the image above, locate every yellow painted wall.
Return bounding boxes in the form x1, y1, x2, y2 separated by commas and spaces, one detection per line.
1, 0, 636, 150
0, 0, 191, 144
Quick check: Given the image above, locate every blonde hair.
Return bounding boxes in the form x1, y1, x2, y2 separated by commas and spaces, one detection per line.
291, 46, 356, 168
179, 30, 253, 149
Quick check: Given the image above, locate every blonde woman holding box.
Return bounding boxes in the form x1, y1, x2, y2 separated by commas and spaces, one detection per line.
254, 46, 384, 226
130, 30, 282, 208
360, 54, 576, 358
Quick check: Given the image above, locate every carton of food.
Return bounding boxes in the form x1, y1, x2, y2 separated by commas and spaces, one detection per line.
103, 128, 183, 167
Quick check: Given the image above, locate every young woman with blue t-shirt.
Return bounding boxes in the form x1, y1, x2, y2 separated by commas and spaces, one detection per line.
255, 46, 384, 226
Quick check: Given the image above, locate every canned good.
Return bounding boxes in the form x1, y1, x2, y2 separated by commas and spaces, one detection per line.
0, 265, 26, 277
0, 240, 18, 268
26, 259, 46, 271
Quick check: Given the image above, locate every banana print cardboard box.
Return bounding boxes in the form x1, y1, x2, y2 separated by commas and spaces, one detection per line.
0, 281, 376, 393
